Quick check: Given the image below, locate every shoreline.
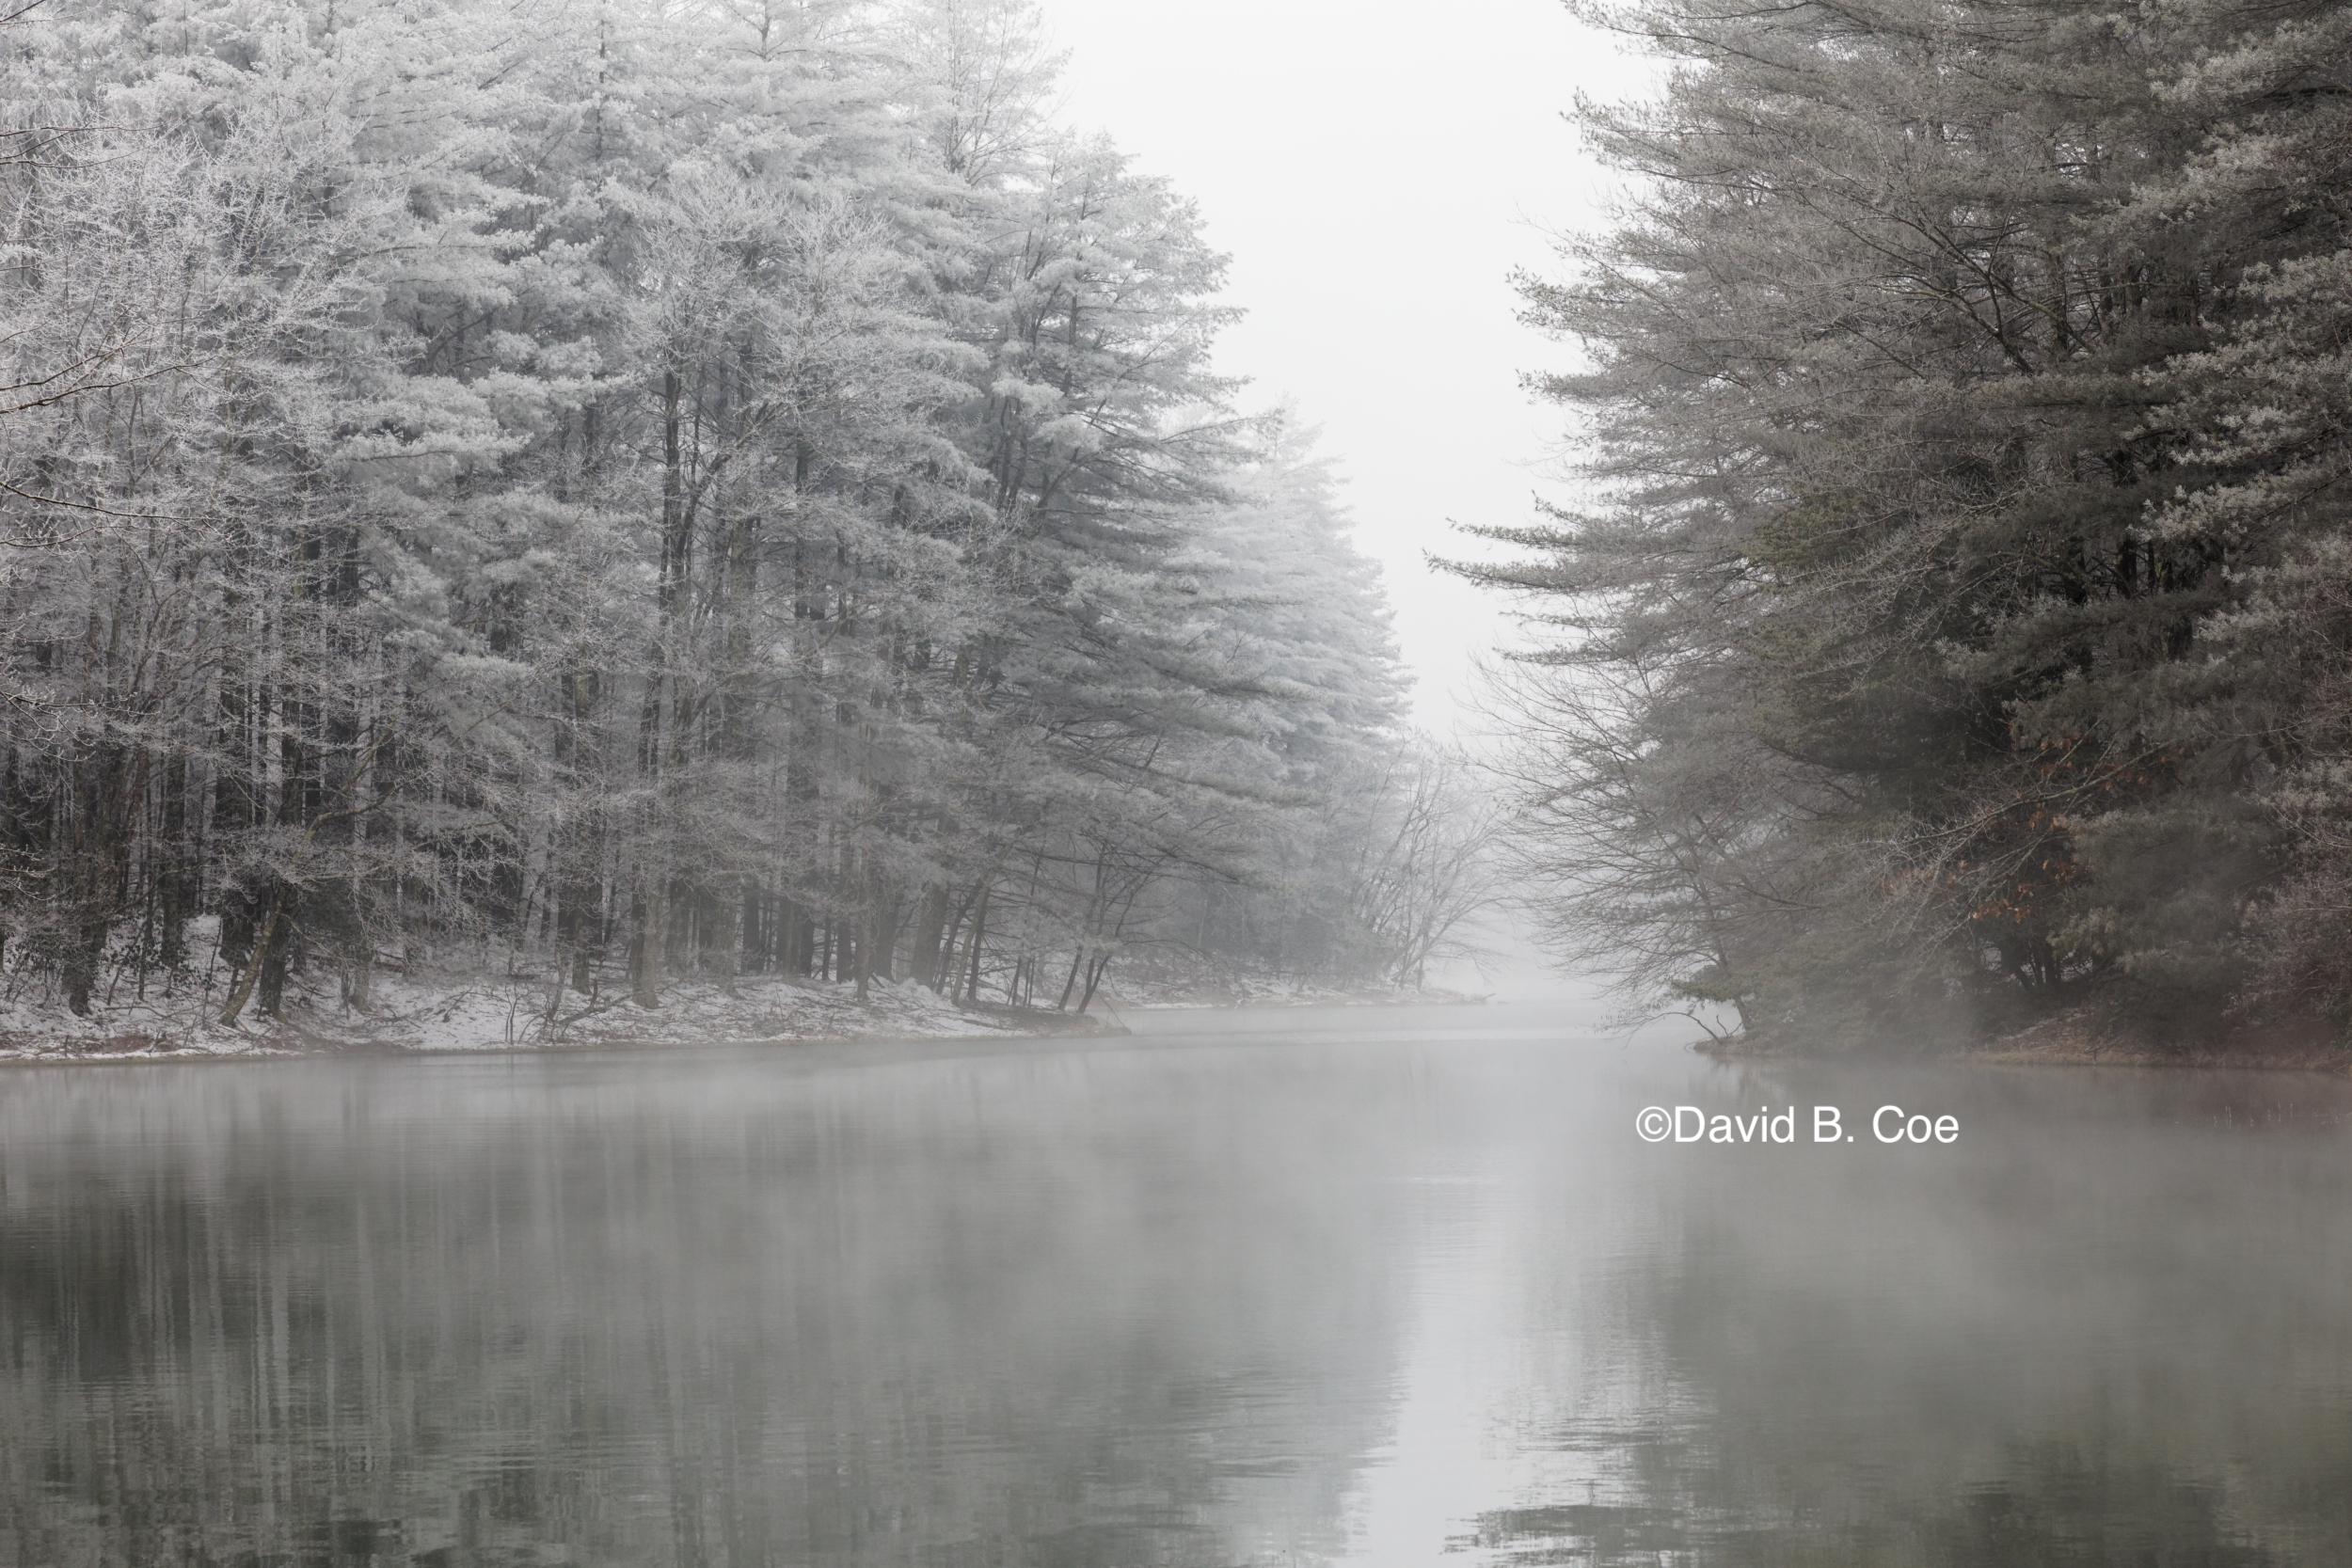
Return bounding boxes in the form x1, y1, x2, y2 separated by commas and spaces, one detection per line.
0, 980, 1485, 1068
1963, 1007, 2352, 1074
1696, 1006, 2352, 1076
0, 974, 1127, 1068
0, 1023, 1130, 1070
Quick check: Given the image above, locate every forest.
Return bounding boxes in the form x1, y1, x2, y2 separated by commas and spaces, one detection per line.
22, 0, 2343, 1057
0, 0, 1493, 1040
1475, 0, 2352, 1045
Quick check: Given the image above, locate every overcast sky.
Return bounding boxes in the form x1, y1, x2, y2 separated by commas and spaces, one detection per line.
1030, 0, 1659, 737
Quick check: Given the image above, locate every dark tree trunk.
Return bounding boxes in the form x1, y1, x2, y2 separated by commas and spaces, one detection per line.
217, 879, 290, 1024
1078, 949, 1114, 1013
908, 883, 950, 988
628, 879, 660, 1007
867, 885, 904, 985
158, 755, 189, 971
740, 884, 767, 975
961, 883, 990, 1003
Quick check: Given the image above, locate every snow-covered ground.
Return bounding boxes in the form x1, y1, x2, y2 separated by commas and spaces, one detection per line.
0, 967, 1117, 1064
0, 942, 1490, 1065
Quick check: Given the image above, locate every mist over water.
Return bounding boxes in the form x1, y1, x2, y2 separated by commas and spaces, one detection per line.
4, 1007, 2350, 1565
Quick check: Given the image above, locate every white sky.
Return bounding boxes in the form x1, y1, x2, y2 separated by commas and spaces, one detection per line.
1032, 0, 1659, 736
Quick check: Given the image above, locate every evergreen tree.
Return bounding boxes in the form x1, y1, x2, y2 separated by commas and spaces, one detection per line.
0, 0, 1471, 1034
1472, 0, 2352, 1042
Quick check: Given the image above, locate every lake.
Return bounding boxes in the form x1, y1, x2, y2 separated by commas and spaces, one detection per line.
3, 1003, 2349, 1566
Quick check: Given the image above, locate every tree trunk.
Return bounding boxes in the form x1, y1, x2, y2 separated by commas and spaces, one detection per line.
217, 880, 290, 1025
909, 883, 949, 988
628, 877, 661, 1008
961, 883, 990, 1003
257, 910, 294, 1017
740, 883, 767, 975
159, 755, 188, 972
854, 874, 873, 1004
708, 879, 739, 996
868, 885, 904, 985
1078, 949, 1114, 1013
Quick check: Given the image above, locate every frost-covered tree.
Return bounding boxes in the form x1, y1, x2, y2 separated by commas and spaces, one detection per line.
1470, 0, 2352, 1042
0, 0, 1460, 1032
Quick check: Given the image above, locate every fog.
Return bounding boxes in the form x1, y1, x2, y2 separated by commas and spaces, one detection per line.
7, 1010, 2349, 1565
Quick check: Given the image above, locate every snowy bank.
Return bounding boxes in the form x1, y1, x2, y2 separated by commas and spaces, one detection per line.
0, 970, 1122, 1065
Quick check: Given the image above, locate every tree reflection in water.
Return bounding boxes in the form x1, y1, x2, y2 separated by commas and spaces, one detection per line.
3, 1023, 2351, 1567
0, 1044, 1421, 1566
1465, 1061, 2352, 1568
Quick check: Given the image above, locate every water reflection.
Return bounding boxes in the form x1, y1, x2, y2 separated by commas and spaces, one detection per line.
1454, 1055, 2352, 1568
0, 1039, 1425, 1565
1, 1010, 2349, 1566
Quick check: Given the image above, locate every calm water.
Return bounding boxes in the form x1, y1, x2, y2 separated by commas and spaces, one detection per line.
4, 1004, 2351, 1566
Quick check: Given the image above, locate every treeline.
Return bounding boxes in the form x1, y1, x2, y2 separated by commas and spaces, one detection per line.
0, 0, 1489, 1027
1474, 0, 2352, 1044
